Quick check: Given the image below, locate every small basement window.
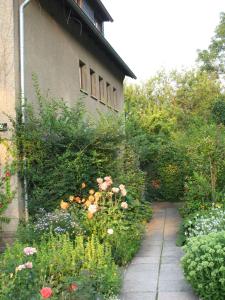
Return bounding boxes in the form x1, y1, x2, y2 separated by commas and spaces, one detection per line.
90, 69, 97, 99
79, 60, 87, 92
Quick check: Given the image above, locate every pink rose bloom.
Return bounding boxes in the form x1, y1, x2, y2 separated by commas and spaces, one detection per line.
88, 204, 98, 214
40, 287, 53, 299
121, 189, 127, 197
99, 181, 108, 191
25, 262, 33, 269
104, 176, 113, 185
119, 184, 125, 190
112, 187, 120, 194
97, 178, 103, 184
24, 247, 37, 256
121, 201, 128, 209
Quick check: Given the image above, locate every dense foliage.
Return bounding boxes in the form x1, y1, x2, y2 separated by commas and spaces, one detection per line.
125, 69, 224, 205
182, 231, 225, 300
0, 234, 120, 299
0, 90, 152, 299
15, 85, 145, 215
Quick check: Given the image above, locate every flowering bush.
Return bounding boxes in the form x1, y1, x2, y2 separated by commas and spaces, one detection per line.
56, 176, 151, 266
34, 209, 84, 237
0, 234, 120, 299
184, 208, 225, 239
182, 231, 225, 300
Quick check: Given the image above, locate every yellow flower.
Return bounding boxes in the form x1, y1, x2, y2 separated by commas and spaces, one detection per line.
60, 200, 70, 210
82, 198, 86, 203
69, 195, 74, 202
94, 192, 101, 201
84, 200, 92, 208
89, 189, 95, 195
87, 212, 94, 219
88, 195, 95, 203
81, 182, 86, 189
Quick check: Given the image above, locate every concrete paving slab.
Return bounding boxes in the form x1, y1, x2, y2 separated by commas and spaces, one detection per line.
121, 292, 157, 300
157, 292, 199, 300
126, 263, 159, 273
124, 270, 158, 282
122, 277, 158, 293
136, 246, 162, 257
131, 256, 161, 264
158, 279, 193, 292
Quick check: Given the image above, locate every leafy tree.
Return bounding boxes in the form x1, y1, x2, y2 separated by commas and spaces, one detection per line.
197, 12, 225, 75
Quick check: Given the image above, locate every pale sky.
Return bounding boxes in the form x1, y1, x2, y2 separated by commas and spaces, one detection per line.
102, 0, 225, 82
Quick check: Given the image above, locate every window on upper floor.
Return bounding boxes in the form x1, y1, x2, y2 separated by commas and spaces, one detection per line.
90, 69, 97, 99
113, 87, 118, 111
83, 0, 95, 22
99, 76, 105, 103
106, 82, 112, 107
79, 60, 88, 92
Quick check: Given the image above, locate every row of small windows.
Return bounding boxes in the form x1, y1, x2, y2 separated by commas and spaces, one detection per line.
79, 60, 119, 111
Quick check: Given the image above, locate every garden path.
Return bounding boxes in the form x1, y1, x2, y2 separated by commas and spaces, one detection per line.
120, 202, 198, 300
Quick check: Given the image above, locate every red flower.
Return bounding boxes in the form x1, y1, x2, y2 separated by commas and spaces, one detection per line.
5, 171, 11, 177
69, 283, 78, 292
40, 287, 53, 298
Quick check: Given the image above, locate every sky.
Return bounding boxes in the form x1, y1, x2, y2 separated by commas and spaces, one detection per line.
102, 0, 225, 83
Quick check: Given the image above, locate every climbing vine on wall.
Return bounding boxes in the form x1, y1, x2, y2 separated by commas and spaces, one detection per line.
0, 139, 16, 227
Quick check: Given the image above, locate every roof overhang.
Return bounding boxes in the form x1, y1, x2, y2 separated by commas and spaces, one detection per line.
66, 0, 137, 79
94, 0, 113, 22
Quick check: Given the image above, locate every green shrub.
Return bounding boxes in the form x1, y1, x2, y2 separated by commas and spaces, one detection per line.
180, 172, 212, 217
15, 89, 126, 215
182, 231, 225, 300
0, 234, 120, 299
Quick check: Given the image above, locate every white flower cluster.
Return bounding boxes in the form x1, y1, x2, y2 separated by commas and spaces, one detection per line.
34, 209, 79, 235
185, 208, 225, 238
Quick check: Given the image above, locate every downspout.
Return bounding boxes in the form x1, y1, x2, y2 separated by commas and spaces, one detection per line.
19, 0, 32, 221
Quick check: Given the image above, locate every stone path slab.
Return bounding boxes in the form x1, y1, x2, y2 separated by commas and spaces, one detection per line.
120, 202, 199, 300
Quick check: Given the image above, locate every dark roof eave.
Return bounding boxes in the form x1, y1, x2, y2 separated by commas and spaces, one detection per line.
95, 0, 113, 22
66, 0, 137, 79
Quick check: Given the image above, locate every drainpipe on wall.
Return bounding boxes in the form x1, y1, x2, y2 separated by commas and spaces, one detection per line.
19, 0, 32, 222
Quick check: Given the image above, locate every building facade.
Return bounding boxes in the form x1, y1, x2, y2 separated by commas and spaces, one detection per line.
0, 0, 135, 246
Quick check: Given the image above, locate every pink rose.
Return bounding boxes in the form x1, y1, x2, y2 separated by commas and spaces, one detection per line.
25, 262, 33, 269
121, 201, 128, 209
97, 178, 103, 184
99, 182, 108, 191
23, 247, 37, 256
112, 187, 120, 194
119, 184, 125, 190
121, 189, 127, 197
104, 176, 113, 185
40, 287, 53, 298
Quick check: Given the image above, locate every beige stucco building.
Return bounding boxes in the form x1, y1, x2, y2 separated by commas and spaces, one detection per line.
0, 0, 135, 247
